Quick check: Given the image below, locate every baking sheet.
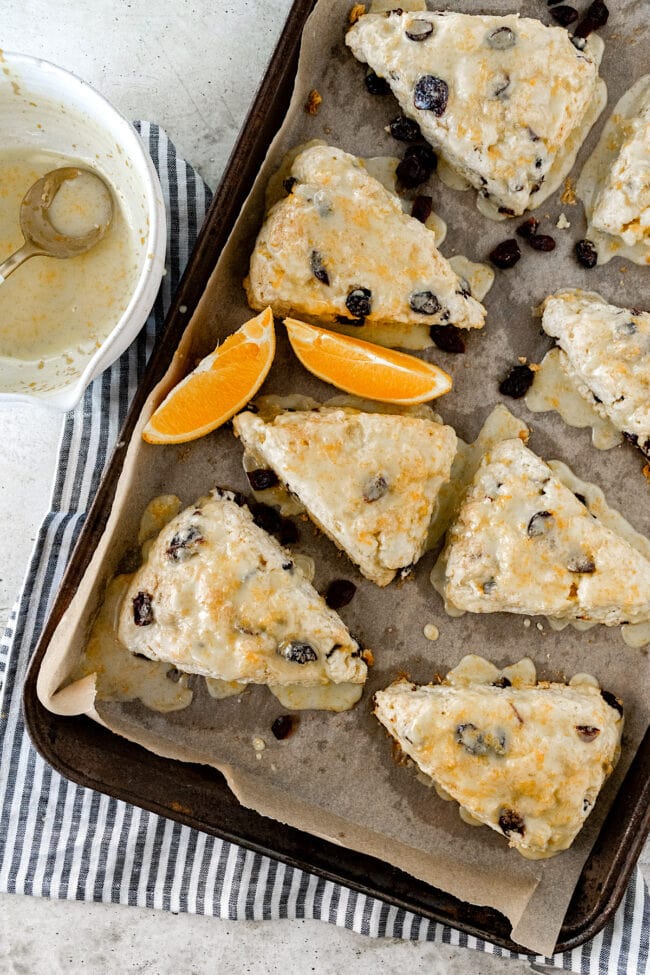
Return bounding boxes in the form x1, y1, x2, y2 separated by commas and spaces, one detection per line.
37, 0, 649, 956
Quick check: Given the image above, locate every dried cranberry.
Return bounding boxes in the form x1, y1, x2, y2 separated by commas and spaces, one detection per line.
618, 321, 637, 336
364, 70, 390, 96
499, 809, 525, 836
310, 250, 330, 285
396, 144, 437, 188
489, 239, 521, 270
279, 518, 299, 546
499, 363, 534, 398
166, 525, 204, 562
335, 315, 365, 328
576, 725, 601, 742
492, 676, 512, 688
455, 723, 485, 755
411, 194, 433, 224
405, 19, 434, 41
133, 591, 154, 626
527, 234, 556, 252
493, 73, 510, 99
516, 217, 539, 240
246, 469, 279, 491
363, 475, 389, 502
486, 26, 516, 49
279, 641, 318, 664
527, 511, 554, 537
550, 5, 579, 26
575, 239, 598, 268
325, 579, 357, 609
413, 75, 448, 115
409, 291, 440, 315
250, 502, 282, 535
567, 556, 596, 573
601, 690, 623, 716
574, 0, 609, 38
346, 287, 372, 318
429, 325, 466, 354
271, 714, 298, 740
389, 115, 422, 143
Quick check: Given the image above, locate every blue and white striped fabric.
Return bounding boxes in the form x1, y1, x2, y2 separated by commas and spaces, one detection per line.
0, 122, 648, 974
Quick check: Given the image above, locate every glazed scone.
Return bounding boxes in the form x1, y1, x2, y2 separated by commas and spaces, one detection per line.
233, 406, 457, 586
346, 10, 605, 218
245, 145, 485, 340
541, 290, 650, 456
117, 489, 368, 687
374, 655, 623, 858
440, 438, 650, 624
577, 75, 650, 265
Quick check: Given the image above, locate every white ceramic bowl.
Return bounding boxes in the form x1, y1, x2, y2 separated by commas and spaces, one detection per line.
0, 52, 166, 411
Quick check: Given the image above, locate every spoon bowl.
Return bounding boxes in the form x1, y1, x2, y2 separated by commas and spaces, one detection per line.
0, 166, 113, 282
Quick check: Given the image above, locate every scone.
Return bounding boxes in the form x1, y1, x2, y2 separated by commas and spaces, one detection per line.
117, 489, 368, 688
245, 144, 485, 340
541, 289, 650, 456
346, 10, 605, 218
233, 406, 457, 586
374, 655, 623, 858
577, 74, 650, 265
439, 438, 650, 624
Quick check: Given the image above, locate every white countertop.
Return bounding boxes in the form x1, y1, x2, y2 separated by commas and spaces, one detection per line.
0, 3, 646, 972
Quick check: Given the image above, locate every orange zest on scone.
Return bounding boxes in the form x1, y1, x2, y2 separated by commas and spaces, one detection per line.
284, 317, 452, 404
142, 307, 275, 444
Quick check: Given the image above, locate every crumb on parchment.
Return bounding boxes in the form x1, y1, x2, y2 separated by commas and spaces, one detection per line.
560, 178, 577, 206
349, 3, 366, 24
556, 213, 571, 229
305, 89, 323, 115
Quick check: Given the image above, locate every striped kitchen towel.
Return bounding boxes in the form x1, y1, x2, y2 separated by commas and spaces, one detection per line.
0, 122, 648, 974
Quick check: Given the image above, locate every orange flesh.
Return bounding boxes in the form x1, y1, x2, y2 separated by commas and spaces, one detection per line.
284, 317, 452, 404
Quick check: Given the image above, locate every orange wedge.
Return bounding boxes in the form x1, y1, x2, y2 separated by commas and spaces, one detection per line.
284, 317, 452, 404
143, 307, 275, 444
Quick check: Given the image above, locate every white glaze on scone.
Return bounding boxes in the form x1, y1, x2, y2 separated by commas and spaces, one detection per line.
374, 655, 623, 858
346, 10, 605, 218
577, 74, 650, 265
117, 489, 368, 687
540, 289, 650, 454
439, 438, 650, 625
245, 145, 485, 339
234, 406, 457, 586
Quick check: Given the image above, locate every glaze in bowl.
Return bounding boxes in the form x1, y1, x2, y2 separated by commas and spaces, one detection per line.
0, 52, 166, 411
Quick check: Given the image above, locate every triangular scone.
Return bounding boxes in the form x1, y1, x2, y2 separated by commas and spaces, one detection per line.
117, 489, 367, 687
542, 290, 650, 457
577, 75, 650, 265
374, 659, 623, 858
233, 406, 457, 586
440, 438, 650, 624
245, 145, 485, 336
346, 11, 605, 218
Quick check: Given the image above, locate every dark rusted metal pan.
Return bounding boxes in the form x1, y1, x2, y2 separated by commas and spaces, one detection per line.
23, 0, 650, 953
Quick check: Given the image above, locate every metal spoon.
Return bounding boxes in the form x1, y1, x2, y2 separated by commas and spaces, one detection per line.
0, 167, 113, 284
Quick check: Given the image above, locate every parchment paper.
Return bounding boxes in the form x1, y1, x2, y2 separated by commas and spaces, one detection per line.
37, 0, 649, 956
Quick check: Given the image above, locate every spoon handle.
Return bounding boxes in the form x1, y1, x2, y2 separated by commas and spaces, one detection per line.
0, 242, 41, 284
